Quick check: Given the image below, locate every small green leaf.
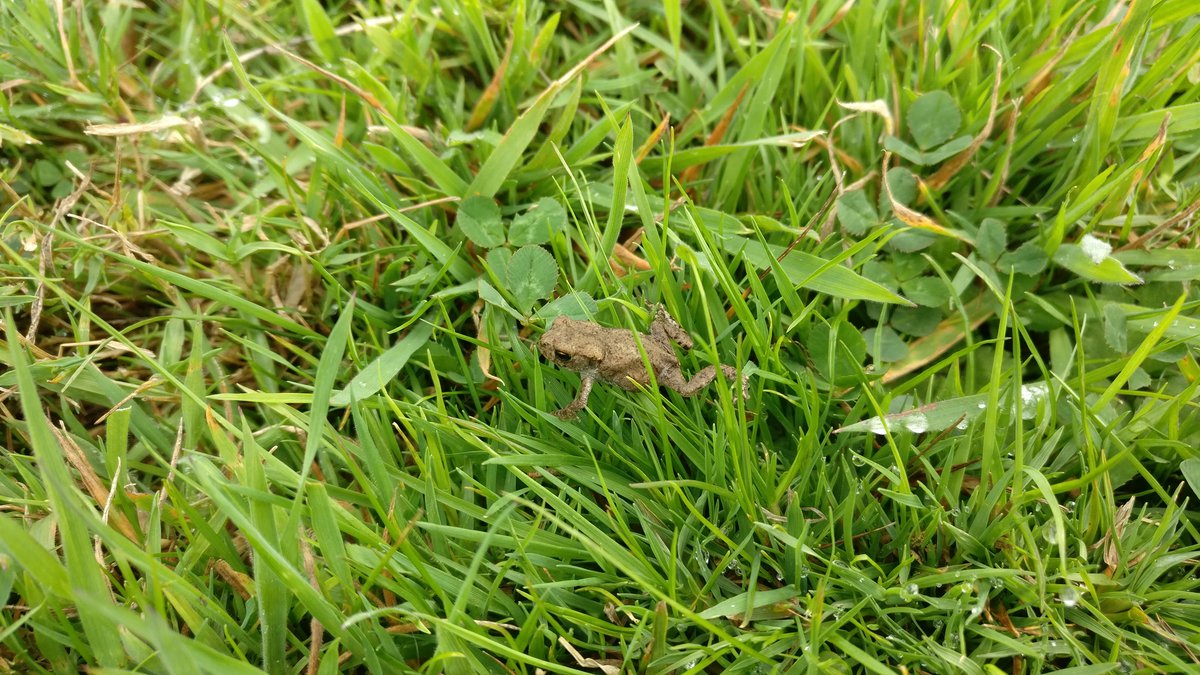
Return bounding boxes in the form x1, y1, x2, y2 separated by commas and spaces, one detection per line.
1116, 301, 1200, 349
908, 90, 962, 150
900, 277, 950, 307
887, 230, 937, 253
1128, 367, 1150, 390
299, 0, 341, 63
381, 117, 468, 196
862, 259, 899, 290
507, 245, 558, 314
0, 287, 36, 308
882, 167, 917, 210
883, 135, 927, 165
535, 292, 598, 321
725, 237, 910, 305
837, 190, 878, 236
639, 131, 823, 175
32, 159, 61, 187
1103, 302, 1128, 352
891, 252, 929, 281
509, 198, 566, 246
1055, 240, 1144, 285
879, 488, 925, 508
806, 323, 866, 387
976, 218, 1007, 263
1113, 249, 1200, 282
698, 586, 800, 621
998, 241, 1049, 275
0, 122, 41, 146
834, 381, 1056, 435
1180, 458, 1200, 500
478, 279, 523, 321
447, 129, 503, 147
885, 134, 973, 166
330, 321, 433, 407
485, 248, 512, 281
920, 135, 973, 164
457, 196, 504, 249
364, 142, 411, 174
891, 306, 942, 337
1150, 344, 1188, 364
864, 326, 908, 362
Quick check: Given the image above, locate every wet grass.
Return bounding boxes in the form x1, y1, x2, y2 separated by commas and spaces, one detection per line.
2, 1, 1199, 672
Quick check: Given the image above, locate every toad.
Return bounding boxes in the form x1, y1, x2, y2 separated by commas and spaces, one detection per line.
538, 305, 748, 419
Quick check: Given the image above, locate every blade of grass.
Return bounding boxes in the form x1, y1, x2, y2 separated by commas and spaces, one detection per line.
465, 23, 638, 198
4, 310, 123, 667
1091, 293, 1186, 414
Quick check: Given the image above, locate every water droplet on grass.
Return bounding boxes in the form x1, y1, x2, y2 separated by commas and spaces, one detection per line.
1060, 586, 1079, 608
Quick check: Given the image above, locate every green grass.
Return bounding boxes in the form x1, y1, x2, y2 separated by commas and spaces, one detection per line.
2, 0, 1199, 672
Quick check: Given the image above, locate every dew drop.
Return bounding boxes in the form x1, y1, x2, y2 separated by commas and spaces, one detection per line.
1060, 586, 1079, 608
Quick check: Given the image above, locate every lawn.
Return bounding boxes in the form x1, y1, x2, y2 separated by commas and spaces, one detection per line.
2, 0, 1200, 672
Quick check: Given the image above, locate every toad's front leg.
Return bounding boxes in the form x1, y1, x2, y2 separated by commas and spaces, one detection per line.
553, 371, 596, 419
649, 304, 694, 350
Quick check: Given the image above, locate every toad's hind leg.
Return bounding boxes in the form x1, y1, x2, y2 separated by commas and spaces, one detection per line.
667, 364, 748, 399
649, 304, 693, 350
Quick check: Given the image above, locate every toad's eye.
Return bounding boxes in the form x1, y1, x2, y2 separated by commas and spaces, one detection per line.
554, 350, 570, 363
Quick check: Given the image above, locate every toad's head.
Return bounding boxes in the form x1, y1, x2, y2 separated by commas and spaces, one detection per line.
538, 318, 604, 371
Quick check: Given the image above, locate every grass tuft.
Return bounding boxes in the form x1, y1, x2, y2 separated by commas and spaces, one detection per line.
2, 1, 1200, 672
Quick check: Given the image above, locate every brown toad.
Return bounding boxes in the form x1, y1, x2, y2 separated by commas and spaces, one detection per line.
538, 305, 747, 419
